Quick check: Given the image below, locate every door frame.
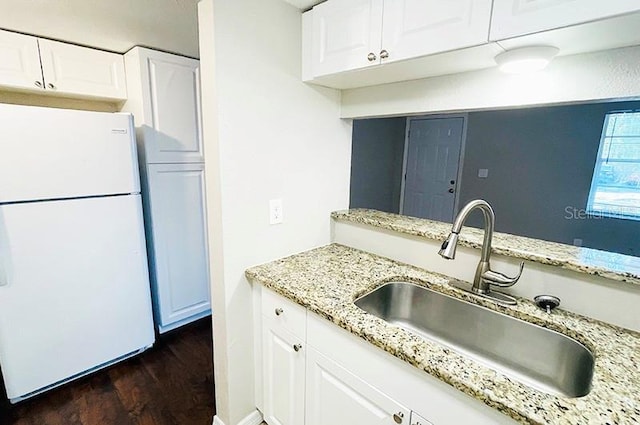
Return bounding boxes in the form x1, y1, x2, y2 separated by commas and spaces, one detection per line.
399, 113, 469, 220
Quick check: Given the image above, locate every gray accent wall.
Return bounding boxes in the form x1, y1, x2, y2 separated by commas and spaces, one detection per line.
350, 118, 406, 214
459, 101, 640, 256
349, 101, 640, 256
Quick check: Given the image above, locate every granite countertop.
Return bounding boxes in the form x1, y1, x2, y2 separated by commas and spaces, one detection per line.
331, 209, 640, 286
246, 244, 640, 425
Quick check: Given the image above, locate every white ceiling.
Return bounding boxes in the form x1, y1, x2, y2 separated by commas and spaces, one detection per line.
0, 0, 201, 58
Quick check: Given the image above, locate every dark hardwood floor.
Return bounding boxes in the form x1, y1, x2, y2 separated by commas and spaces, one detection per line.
0, 318, 215, 425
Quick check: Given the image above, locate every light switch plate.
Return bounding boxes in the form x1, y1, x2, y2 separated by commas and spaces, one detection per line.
269, 199, 283, 225
478, 168, 489, 178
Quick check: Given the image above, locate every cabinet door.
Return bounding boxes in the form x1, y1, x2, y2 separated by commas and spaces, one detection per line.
142, 51, 203, 163
306, 347, 411, 425
410, 412, 434, 425
146, 163, 211, 333
0, 29, 44, 91
262, 323, 305, 425
490, 0, 640, 40
38, 39, 126, 100
311, 0, 384, 77
381, 0, 492, 63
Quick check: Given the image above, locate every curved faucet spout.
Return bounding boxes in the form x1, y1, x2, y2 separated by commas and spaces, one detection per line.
449, 199, 495, 263
438, 199, 522, 305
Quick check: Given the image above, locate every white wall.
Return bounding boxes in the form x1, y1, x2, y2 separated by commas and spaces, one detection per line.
198, 0, 352, 423
341, 45, 640, 118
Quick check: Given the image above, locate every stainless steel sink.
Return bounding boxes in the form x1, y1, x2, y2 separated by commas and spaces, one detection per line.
354, 282, 594, 398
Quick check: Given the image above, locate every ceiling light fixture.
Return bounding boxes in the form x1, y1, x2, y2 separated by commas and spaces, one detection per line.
495, 46, 559, 74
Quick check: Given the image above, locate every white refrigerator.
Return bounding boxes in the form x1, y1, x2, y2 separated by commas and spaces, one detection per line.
0, 104, 155, 403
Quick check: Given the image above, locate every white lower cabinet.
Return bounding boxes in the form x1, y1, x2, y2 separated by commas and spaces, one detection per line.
262, 321, 305, 425
257, 288, 517, 425
0, 28, 127, 100
306, 347, 410, 425
145, 163, 211, 333
410, 412, 434, 425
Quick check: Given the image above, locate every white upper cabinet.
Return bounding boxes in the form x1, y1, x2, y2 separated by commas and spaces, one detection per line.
125, 48, 203, 164
38, 39, 127, 100
303, 0, 640, 89
0, 30, 43, 91
312, 0, 384, 76
490, 0, 640, 40
308, 0, 491, 78
0, 29, 126, 101
145, 54, 203, 163
381, 0, 492, 64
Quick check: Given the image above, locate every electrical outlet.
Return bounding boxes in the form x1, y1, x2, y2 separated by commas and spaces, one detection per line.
269, 199, 283, 225
478, 168, 489, 178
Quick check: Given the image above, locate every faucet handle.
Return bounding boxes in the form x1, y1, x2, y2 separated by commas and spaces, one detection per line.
482, 262, 524, 288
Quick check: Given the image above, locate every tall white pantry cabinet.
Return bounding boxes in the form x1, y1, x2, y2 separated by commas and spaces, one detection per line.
123, 47, 211, 333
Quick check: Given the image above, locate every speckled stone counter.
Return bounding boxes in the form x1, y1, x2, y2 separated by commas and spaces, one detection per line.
246, 244, 640, 425
332, 209, 640, 286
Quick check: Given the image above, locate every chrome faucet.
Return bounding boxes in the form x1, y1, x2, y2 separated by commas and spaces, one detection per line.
439, 199, 524, 305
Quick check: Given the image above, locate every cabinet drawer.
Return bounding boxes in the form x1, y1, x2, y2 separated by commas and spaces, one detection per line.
261, 288, 307, 339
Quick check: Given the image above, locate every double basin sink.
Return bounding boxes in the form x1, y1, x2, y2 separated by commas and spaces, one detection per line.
354, 282, 594, 398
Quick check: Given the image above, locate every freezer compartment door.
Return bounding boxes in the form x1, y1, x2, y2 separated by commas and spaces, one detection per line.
0, 195, 155, 399
0, 104, 140, 203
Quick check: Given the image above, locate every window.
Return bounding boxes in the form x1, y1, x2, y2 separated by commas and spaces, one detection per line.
587, 111, 640, 220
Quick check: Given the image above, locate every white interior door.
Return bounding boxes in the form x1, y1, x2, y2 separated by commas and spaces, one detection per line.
311, 0, 384, 76
0, 195, 155, 400
381, 0, 492, 63
0, 104, 139, 202
0, 29, 44, 91
402, 117, 464, 222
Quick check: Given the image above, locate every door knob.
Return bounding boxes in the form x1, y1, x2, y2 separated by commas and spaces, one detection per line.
448, 188, 454, 193
380, 49, 389, 59
47, 83, 56, 90
293, 344, 302, 352
367, 52, 377, 62
275, 308, 283, 316
34, 81, 43, 88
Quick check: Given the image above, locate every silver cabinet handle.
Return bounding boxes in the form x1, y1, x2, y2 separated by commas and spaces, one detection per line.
47, 83, 56, 90
275, 308, 283, 316
35, 81, 43, 88
380, 49, 389, 59
367, 52, 377, 62
293, 344, 302, 352
393, 412, 404, 424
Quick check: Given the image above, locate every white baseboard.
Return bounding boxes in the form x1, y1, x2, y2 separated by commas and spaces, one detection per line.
213, 410, 263, 425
